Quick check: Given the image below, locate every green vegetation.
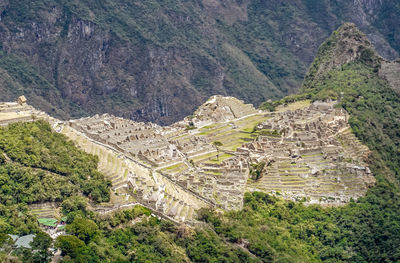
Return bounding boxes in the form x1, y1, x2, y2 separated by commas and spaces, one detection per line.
2, 23, 400, 262
0, 122, 110, 231
249, 161, 266, 181
0, 121, 111, 203
52, 205, 255, 262
198, 186, 400, 262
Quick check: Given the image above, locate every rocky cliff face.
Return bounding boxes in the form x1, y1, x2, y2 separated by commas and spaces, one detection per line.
0, 0, 398, 124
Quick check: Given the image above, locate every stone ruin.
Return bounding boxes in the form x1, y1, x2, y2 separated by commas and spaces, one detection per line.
0, 96, 377, 222
69, 114, 176, 166
243, 100, 375, 204
61, 123, 211, 223
0, 96, 50, 126
69, 98, 375, 210
68, 96, 260, 211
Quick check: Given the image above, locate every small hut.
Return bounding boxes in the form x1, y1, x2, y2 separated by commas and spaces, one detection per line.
38, 218, 58, 229
18, 95, 27, 105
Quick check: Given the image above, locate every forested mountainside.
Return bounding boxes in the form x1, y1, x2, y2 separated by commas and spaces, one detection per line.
1, 24, 400, 262
0, 0, 399, 124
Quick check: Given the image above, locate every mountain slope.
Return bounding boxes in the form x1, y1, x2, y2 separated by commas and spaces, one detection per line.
291, 23, 400, 261
0, 121, 110, 236
203, 23, 400, 262
0, 1, 399, 124
301, 23, 400, 180
2, 23, 400, 262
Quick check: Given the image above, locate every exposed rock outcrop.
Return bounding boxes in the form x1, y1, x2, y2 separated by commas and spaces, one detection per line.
0, 2, 398, 124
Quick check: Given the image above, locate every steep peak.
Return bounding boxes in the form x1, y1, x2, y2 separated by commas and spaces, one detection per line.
336, 22, 368, 40
333, 22, 379, 62
323, 22, 378, 63
302, 23, 382, 89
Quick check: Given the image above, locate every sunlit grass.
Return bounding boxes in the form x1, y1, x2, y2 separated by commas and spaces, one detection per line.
275, 100, 311, 112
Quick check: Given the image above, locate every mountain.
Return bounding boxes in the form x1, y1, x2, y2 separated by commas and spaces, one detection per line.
256, 22, 400, 262
1, 23, 400, 262
300, 22, 400, 180
275, 22, 400, 261
0, 0, 399, 124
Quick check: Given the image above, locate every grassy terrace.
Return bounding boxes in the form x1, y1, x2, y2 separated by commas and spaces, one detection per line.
275, 100, 311, 112
162, 115, 270, 171
30, 206, 58, 218
198, 124, 231, 136
220, 137, 253, 151
189, 152, 218, 163
205, 153, 234, 164
196, 114, 271, 152
161, 162, 189, 175
163, 163, 185, 171
234, 114, 269, 131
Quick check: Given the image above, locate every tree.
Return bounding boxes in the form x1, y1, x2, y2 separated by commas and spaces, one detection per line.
55, 235, 86, 259
61, 196, 87, 214
31, 231, 52, 250
66, 218, 99, 244
212, 141, 223, 161
250, 161, 266, 181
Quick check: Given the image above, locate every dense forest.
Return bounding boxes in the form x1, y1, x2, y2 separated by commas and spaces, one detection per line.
0, 121, 111, 261
1, 24, 400, 262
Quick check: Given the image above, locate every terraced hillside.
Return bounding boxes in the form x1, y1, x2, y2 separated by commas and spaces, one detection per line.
68, 96, 375, 211
0, 95, 377, 222
245, 101, 375, 204
29, 203, 59, 219
60, 124, 210, 223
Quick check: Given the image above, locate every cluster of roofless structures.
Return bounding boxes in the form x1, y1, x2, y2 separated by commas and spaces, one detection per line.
0, 95, 375, 225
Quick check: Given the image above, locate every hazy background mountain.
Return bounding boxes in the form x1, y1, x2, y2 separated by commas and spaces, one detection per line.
0, 0, 399, 124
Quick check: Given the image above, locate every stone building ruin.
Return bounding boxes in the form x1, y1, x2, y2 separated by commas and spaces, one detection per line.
0, 96, 376, 222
